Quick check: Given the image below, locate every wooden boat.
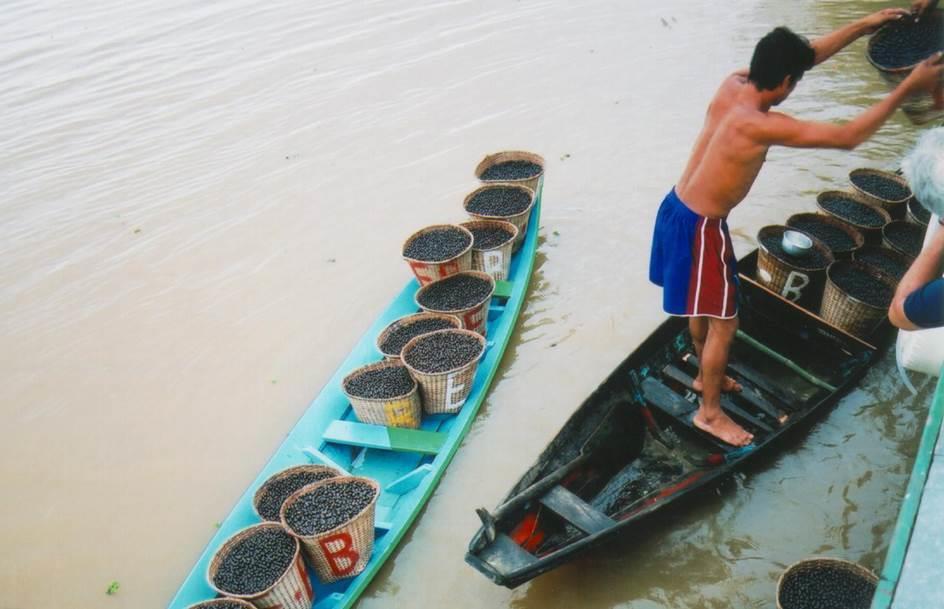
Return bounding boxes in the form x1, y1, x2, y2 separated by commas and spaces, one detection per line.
168, 186, 542, 609
465, 250, 893, 588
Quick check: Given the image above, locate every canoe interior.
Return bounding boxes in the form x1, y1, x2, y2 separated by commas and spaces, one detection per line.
169, 187, 542, 609
466, 249, 893, 588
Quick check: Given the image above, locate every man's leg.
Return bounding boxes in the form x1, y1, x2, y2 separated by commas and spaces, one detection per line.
690, 316, 742, 393
692, 316, 753, 447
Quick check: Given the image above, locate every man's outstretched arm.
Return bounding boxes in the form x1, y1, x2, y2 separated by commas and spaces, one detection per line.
809, 8, 909, 66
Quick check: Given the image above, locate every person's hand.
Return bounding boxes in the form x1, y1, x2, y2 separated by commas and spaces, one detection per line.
912, 0, 939, 21
860, 7, 911, 34
903, 52, 944, 95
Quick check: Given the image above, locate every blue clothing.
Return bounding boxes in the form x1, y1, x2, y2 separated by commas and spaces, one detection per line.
903, 278, 944, 329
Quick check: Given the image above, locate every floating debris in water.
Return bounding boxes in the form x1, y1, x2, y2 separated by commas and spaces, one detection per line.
404, 331, 483, 373
380, 318, 458, 356
284, 480, 376, 535
213, 528, 296, 595
480, 161, 542, 181
466, 187, 532, 216
344, 365, 415, 400
403, 227, 471, 262
418, 274, 492, 311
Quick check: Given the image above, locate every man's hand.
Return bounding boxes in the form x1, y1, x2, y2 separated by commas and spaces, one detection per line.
912, 0, 940, 21
860, 8, 910, 34
903, 52, 944, 95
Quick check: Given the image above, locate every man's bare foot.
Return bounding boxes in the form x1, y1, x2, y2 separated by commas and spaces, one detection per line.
693, 410, 754, 447
692, 375, 742, 394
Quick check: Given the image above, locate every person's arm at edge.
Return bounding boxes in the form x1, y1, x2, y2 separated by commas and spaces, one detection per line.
889, 225, 944, 330
809, 8, 909, 65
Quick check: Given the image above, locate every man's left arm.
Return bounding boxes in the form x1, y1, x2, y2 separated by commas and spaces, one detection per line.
889, 224, 944, 330
810, 8, 909, 66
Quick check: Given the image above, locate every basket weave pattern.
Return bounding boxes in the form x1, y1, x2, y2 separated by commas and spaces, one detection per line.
849, 168, 911, 220
459, 219, 518, 281
341, 360, 422, 429
207, 523, 313, 609
815, 190, 891, 245
280, 477, 380, 585
463, 184, 536, 251
756, 226, 833, 310
185, 600, 257, 609
776, 557, 877, 609
402, 329, 486, 414
819, 261, 896, 338
474, 150, 546, 194
402, 224, 473, 286
375, 312, 462, 360
415, 271, 495, 337
253, 465, 341, 522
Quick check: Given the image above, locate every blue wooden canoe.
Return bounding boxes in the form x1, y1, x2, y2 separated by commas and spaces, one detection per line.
168, 183, 543, 609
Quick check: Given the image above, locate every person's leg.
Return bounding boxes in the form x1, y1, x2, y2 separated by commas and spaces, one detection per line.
692, 316, 753, 447
690, 316, 742, 393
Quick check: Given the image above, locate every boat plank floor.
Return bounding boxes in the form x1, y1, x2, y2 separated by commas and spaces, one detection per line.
660, 364, 774, 434
682, 354, 789, 423
640, 377, 730, 452
539, 485, 616, 535
478, 533, 538, 573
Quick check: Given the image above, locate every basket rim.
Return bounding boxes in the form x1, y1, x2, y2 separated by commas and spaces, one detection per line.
825, 259, 898, 311
279, 475, 381, 541
375, 312, 463, 357
252, 464, 341, 520
848, 168, 912, 204
786, 212, 866, 253
414, 270, 496, 313
462, 183, 536, 221
907, 197, 932, 225
206, 522, 301, 600
401, 224, 474, 265
340, 360, 418, 403
882, 220, 924, 258
866, 11, 943, 73
758, 225, 834, 271
776, 556, 878, 608
474, 150, 546, 182
185, 599, 257, 609
401, 327, 488, 376
852, 243, 913, 266
459, 219, 519, 251
816, 190, 892, 229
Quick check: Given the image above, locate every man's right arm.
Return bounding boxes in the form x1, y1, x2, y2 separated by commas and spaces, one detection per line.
756, 53, 944, 150
889, 225, 944, 330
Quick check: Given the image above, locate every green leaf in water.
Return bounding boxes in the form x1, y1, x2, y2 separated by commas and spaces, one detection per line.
106, 581, 120, 595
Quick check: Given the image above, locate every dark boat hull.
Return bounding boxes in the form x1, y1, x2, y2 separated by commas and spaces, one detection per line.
465, 250, 893, 588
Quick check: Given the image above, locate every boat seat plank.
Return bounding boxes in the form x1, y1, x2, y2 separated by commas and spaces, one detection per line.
539, 485, 617, 535
641, 377, 730, 452
478, 533, 537, 573
493, 280, 513, 300
660, 365, 774, 434
323, 420, 446, 455
682, 355, 789, 424
385, 464, 434, 495
725, 356, 808, 409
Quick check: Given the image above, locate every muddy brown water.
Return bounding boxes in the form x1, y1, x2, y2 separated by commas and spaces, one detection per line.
0, 1, 938, 608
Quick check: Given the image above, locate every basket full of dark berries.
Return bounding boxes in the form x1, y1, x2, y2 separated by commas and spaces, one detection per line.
475, 150, 545, 196
402, 224, 474, 287
463, 184, 536, 251
776, 557, 877, 609
820, 260, 898, 338
252, 465, 341, 522
849, 168, 912, 219
459, 219, 518, 281
376, 312, 462, 360
341, 360, 423, 428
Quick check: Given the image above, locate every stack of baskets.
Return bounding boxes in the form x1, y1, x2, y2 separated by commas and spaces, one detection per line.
339, 151, 543, 429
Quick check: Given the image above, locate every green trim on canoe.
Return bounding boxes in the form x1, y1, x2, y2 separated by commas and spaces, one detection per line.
872, 366, 944, 609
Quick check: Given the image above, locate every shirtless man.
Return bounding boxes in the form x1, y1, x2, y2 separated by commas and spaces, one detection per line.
649, 9, 944, 447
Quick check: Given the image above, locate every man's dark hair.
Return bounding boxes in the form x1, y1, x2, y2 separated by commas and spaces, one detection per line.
749, 27, 815, 91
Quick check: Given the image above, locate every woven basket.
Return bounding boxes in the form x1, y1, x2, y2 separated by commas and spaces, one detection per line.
463, 184, 536, 251
253, 464, 341, 522
415, 270, 495, 336
185, 600, 256, 609
341, 360, 422, 429
280, 476, 380, 584
906, 196, 932, 226
816, 190, 891, 245
852, 245, 912, 285
819, 260, 897, 338
375, 312, 462, 360
475, 150, 546, 195
849, 168, 911, 220
882, 220, 925, 260
401, 328, 486, 414
776, 557, 878, 609
402, 224, 474, 286
866, 10, 944, 125
207, 523, 314, 609
786, 212, 865, 259
458, 219, 518, 281
756, 225, 834, 311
